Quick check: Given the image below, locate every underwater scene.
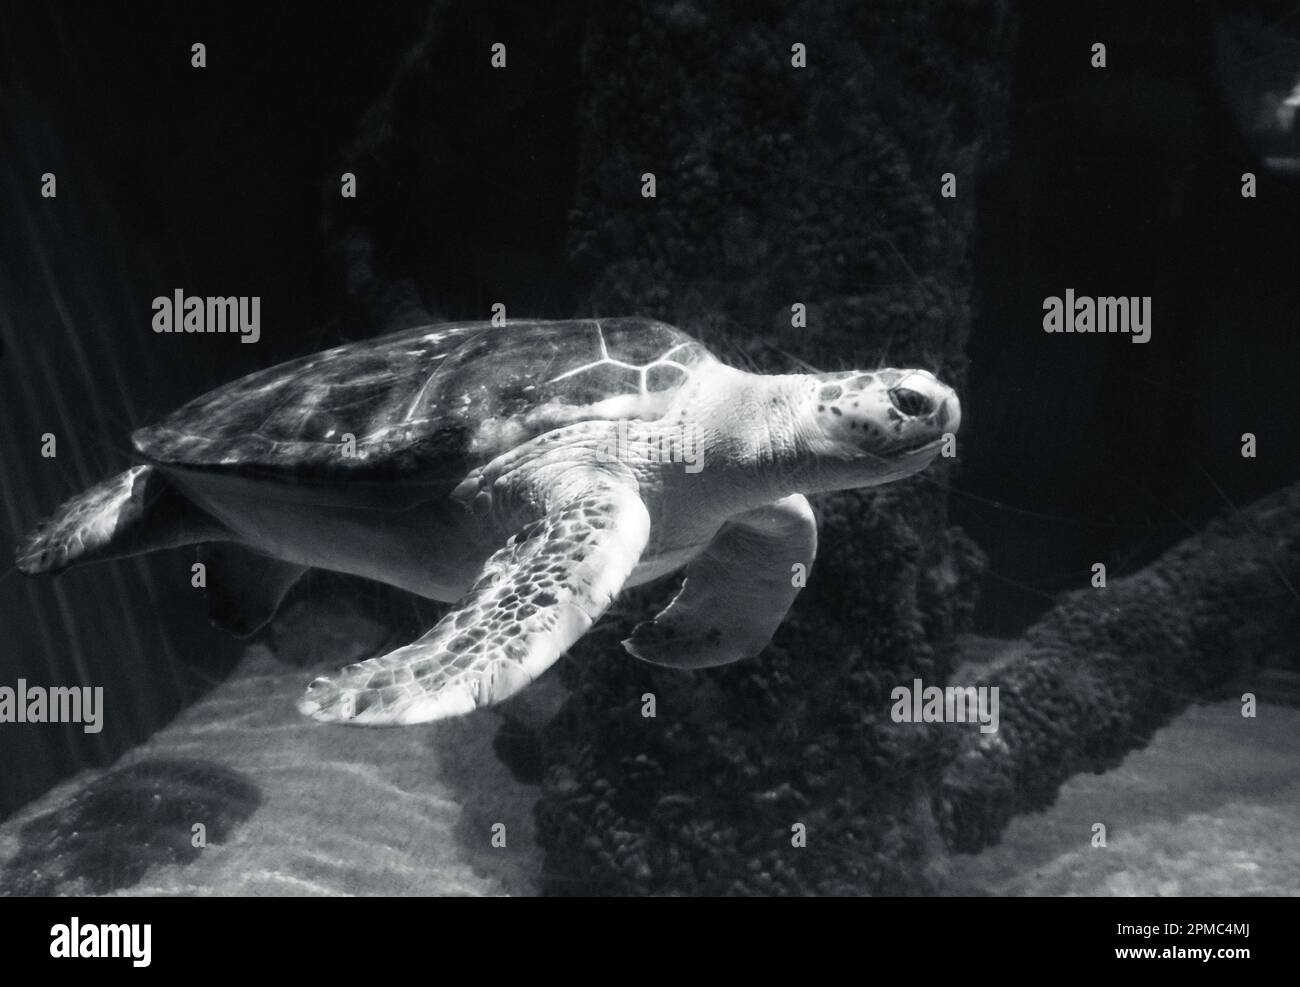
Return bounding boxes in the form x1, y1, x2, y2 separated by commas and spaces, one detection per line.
0, 0, 1297, 905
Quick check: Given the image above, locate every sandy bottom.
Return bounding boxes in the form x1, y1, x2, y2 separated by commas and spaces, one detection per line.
0, 647, 542, 896
1, 652, 1294, 896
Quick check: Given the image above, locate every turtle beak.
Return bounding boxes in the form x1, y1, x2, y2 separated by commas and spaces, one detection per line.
937, 393, 961, 434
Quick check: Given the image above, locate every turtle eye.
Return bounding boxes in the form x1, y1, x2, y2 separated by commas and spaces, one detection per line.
888, 387, 932, 418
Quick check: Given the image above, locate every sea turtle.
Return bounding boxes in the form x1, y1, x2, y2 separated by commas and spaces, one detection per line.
16, 318, 960, 726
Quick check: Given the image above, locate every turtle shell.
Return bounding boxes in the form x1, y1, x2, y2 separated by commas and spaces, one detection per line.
133, 318, 717, 482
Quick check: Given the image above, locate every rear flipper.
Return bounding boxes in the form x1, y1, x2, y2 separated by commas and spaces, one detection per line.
198, 544, 307, 638
15, 465, 224, 575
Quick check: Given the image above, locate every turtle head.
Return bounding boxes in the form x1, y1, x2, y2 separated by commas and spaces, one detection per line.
799, 368, 961, 488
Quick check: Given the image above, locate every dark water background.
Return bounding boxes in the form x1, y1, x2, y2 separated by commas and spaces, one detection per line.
2, 0, 1298, 823
965, 2, 1300, 632
0, 1, 435, 815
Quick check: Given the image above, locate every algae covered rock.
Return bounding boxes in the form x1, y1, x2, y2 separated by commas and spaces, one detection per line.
935, 480, 1300, 854
536, 0, 1007, 894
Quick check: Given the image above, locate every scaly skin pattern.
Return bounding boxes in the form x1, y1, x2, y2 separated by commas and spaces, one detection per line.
300, 475, 651, 724
15, 467, 155, 574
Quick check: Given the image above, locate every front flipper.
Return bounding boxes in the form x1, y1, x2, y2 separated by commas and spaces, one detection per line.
624, 493, 817, 668
298, 477, 650, 725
